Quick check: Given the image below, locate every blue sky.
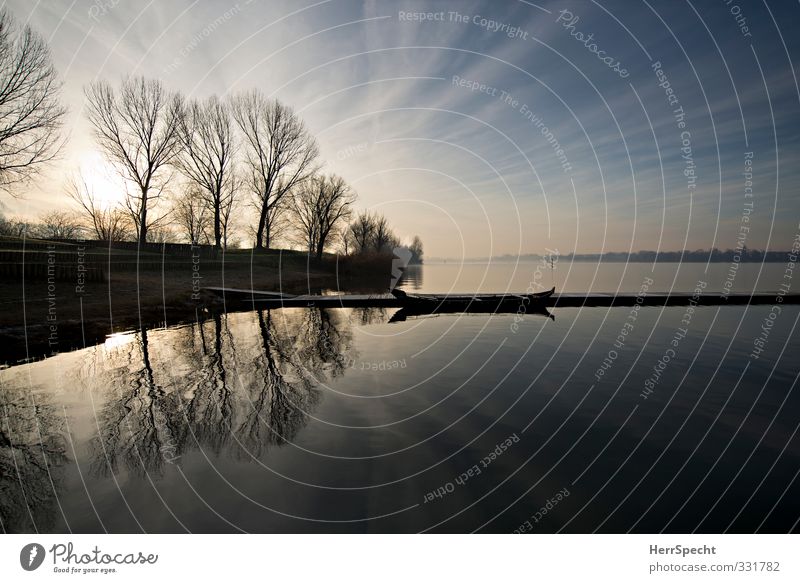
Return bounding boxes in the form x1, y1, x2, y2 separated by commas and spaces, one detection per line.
4, 0, 799, 257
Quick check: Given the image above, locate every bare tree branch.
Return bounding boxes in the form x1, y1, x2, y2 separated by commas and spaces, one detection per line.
84, 76, 183, 242
65, 171, 132, 240
372, 213, 395, 252
219, 170, 240, 249
347, 210, 376, 254
176, 96, 235, 249
292, 173, 356, 260
0, 213, 34, 236
0, 8, 67, 193
173, 185, 211, 244
230, 90, 318, 249
37, 209, 83, 239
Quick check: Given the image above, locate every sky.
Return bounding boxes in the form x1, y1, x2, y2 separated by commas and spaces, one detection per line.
2, 0, 799, 258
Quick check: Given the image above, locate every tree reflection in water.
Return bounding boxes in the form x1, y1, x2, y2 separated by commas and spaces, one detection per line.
350, 307, 388, 326
0, 306, 380, 531
0, 385, 68, 533
91, 325, 180, 477
90, 308, 355, 477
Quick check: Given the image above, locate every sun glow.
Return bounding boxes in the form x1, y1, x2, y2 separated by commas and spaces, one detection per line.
77, 151, 127, 211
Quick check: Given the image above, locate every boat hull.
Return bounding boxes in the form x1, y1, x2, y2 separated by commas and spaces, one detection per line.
388, 287, 556, 321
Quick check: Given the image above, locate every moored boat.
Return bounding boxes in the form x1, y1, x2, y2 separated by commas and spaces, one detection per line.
390, 286, 555, 309
387, 287, 556, 321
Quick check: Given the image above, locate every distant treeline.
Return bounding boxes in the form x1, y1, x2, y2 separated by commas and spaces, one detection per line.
451, 248, 794, 263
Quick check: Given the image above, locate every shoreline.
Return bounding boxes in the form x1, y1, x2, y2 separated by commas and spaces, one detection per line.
0, 246, 391, 365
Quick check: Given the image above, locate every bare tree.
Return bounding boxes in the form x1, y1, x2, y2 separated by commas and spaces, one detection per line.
0, 213, 34, 237
246, 179, 293, 249
177, 96, 235, 249
372, 213, 395, 252
231, 90, 318, 249
145, 223, 178, 243
173, 187, 210, 244
0, 9, 66, 193
66, 172, 131, 240
348, 210, 376, 254
292, 174, 355, 260
84, 76, 183, 242
37, 210, 83, 239
409, 234, 424, 264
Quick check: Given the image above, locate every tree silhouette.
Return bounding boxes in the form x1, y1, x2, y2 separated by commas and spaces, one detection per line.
176, 96, 236, 249
231, 91, 318, 249
0, 385, 68, 532
84, 77, 183, 242
0, 8, 66, 193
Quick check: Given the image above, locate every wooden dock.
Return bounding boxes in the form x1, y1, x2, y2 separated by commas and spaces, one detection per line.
203, 287, 799, 309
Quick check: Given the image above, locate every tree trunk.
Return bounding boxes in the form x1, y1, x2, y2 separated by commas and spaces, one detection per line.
139, 200, 148, 242
213, 205, 222, 250
255, 204, 267, 249
315, 226, 330, 261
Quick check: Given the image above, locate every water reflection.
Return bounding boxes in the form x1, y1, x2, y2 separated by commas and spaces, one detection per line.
88, 309, 357, 478
389, 303, 554, 323
91, 325, 176, 477
0, 384, 68, 532
242, 309, 321, 455
0, 307, 362, 531
350, 306, 389, 326
398, 264, 423, 290
4, 302, 795, 533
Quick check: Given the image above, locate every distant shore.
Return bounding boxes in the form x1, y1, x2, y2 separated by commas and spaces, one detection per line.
428, 250, 794, 263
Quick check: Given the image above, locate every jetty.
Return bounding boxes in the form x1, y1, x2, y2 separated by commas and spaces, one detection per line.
203, 287, 799, 309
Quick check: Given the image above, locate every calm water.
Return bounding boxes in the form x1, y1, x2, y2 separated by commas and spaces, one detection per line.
1, 262, 799, 533
400, 260, 790, 294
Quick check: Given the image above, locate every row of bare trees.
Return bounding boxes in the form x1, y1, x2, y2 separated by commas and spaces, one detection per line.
0, 7, 422, 260
77, 76, 355, 256
345, 211, 423, 263
232, 91, 318, 249
0, 210, 83, 239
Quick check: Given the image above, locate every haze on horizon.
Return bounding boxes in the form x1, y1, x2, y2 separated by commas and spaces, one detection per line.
2, 0, 799, 259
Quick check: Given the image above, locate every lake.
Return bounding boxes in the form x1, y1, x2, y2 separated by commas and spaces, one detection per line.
1, 262, 798, 533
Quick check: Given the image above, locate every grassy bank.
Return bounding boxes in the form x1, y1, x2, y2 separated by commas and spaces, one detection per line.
0, 237, 391, 364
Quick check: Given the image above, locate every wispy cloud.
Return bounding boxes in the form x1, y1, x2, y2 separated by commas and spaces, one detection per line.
5, 0, 799, 256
